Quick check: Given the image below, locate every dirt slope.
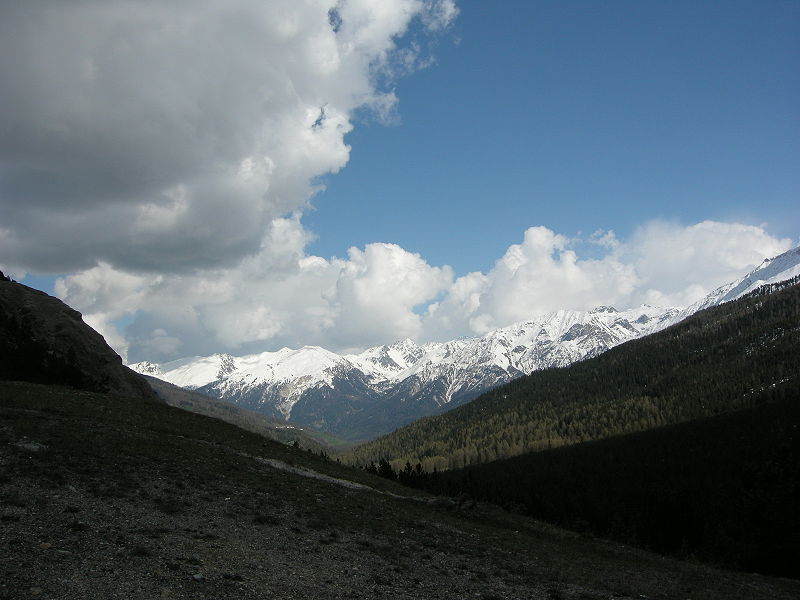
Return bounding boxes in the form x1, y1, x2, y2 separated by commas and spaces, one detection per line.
1, 381, 798, 600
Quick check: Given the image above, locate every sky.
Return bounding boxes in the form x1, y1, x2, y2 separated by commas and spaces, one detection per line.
1, 0, 798, 363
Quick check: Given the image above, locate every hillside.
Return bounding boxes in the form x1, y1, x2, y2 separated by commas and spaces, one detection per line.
143, 375, 348, 453
0, 273, 155, 402
344, 279, 800, 471
2, 381, 799, 599
422, 393, 799, 578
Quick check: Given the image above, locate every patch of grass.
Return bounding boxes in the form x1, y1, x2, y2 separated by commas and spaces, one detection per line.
319, 530, 340, 545
153, 496, 184, 515
129, 545, 151, 557
253, 512, 281, 525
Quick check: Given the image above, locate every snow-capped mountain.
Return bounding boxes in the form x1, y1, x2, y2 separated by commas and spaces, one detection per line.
131, 246, 800, 441
130, 305, 678, 440
658, 245, 800, 329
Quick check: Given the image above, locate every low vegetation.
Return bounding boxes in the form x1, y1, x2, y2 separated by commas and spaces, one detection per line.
3, 381, 799, 598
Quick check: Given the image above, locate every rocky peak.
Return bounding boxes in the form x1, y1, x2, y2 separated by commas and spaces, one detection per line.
590, 305, 618, 314
216, 353, 237, 379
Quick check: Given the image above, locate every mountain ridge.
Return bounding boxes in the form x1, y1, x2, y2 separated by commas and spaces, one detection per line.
130, 246, 800, 440
0, 272, 156, 402
344, 276, 800, 474
132, 304, 679, 440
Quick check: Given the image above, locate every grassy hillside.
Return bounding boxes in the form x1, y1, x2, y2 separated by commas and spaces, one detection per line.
2, 381, 799, 599
344, 281, 800, 471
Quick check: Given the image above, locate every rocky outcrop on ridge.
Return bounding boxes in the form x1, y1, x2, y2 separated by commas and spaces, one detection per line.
0, 273, 156, 401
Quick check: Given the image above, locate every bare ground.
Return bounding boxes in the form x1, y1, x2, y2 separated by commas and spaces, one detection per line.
1, 381, 798, 600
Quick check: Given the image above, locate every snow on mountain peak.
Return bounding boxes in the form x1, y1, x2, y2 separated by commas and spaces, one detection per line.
590, 305, 618, 314
346, 338, 425, 382
655, 245, 800, 330
128, 361, 161, 377
127, 245, 800, 438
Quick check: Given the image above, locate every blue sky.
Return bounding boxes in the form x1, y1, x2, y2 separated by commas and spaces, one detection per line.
307, 0, 798, 275
1, 1, 797, 361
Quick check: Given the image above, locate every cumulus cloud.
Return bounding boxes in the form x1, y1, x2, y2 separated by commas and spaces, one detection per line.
330, 243, 453, 348
423, 226, 640, 338
2, 3, 787, 363
423, 221, 793, 340
55, 216, 453, 361
624, 220, 793, 306
52, 217, 791, 363
0, 0, 456, 273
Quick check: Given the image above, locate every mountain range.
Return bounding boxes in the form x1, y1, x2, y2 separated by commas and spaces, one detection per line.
131, 245, 800, 440
343, 273, 800, 578
2, 247, 798, 591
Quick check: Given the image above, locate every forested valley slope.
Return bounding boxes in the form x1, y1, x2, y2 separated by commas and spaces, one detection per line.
343, 279, 799, 578
345, 278, 799, 471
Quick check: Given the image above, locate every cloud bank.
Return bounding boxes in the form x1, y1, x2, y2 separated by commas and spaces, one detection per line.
53, 219, 791, 362
0, 0, 457, 273
1, 3, 793, 363
422, 221, 792, 340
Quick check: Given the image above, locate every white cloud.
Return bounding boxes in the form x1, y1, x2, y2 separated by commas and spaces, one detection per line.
624, 220, 793, 306
0, 0, 454, 273
52, 218, 792, 362
422, 0, 460, 31
330, 243, 453, 348
423, 220, 792, 339
5, 3, 784, 362
55, 217, 453, 361
424, 226, 639, 336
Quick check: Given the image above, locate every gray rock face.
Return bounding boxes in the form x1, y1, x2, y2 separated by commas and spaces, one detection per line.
0, 277, 156, 401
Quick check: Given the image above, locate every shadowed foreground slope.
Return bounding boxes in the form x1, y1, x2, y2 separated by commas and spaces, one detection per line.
2, 381, 799, 600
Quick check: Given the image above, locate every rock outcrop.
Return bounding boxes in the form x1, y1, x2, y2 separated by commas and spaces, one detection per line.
0, 273, 156, 401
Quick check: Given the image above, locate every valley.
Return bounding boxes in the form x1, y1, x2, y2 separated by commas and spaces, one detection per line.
346, 275, 800, 470
1, 248, 798, 597
2, 381, 798, 599
131, 246, 800, 441
3, 3, 797, 598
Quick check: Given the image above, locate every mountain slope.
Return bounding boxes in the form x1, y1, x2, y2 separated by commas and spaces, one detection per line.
130, 245, 800, 441
3, 380, 799, 599
143, 375, 345, 452
344, 279, 800, 471
657, 245, 800, 328
131, 305, 680, 440
424, 391, 800, 578
0, 273, 155, 402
